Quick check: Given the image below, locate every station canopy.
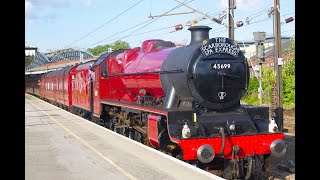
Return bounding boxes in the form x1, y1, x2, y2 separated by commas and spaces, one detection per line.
25, 48, 94, 72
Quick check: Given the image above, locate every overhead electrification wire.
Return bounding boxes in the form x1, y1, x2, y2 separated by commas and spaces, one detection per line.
248, 8, 270, 17
63, 0, 144, 49
281, 12, 295, 17
101, 12, 226, 45
110, 0, 194, 40
127, 15, 227, 44
97, 25, 175, 44
129, 31, 174, 45
247, 17, 271, 25
87, 2, 289, 49
122, 10, 225, 37
125, 14, 223, 38
84, 0, 194, 48
127, 25, 175, 37
245, 8, 269, 21
236, 11, 295, 29
113, 0, 195, 42
172, 0, 223, 26
85, 19, 153, 47
152, 11, 294, 42
85, 0, 227, 49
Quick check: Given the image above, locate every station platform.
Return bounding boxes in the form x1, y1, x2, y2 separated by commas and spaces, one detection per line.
25, 94, 224, 180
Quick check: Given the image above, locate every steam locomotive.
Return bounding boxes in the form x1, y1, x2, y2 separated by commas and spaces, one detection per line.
25, 26, 286, 179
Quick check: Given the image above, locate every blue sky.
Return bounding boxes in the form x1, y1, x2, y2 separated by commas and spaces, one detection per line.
25, 0, 295, 53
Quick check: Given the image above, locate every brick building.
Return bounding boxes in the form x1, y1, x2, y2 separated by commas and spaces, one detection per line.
241, 36, 294, 77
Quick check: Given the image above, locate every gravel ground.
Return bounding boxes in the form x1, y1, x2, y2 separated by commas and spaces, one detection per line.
254, 133, 295, 180
256, 108, 295, 180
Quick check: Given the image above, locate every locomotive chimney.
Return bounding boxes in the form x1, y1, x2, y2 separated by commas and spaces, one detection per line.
188, 26, 212, 45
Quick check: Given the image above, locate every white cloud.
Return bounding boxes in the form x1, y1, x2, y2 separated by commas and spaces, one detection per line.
25, 0, 32, 15
35, 0, 71, 8
26, 0, 71, 23
83, 0, 103, 6
219, 0, 265, 11
26, 13, 56, 24
219, 0, 227, 8
84, 0, 92, 6
26, 0, 102, 23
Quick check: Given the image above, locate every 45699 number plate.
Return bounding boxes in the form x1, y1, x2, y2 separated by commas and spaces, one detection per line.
211, 63, 231, 70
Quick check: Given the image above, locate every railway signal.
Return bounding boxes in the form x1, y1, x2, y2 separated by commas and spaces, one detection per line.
253, 32, 266, 106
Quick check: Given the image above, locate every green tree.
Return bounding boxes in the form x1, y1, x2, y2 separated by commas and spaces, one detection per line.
87, 40, 130, 56
241, 37, 295, 107
87, 45, 112, 56
283, 38, 295, 77
113, 40, 130, 50
242, 77, 259, 104
261, 66, 274, 104
282, 37, 295, 107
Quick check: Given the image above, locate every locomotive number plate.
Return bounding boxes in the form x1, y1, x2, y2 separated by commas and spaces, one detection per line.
211, 63, 231, 70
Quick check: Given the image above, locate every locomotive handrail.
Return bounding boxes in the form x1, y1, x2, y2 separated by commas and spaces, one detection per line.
107, 68, 184, 77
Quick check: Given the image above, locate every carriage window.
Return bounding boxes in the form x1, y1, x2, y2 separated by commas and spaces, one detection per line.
101, 60, 108, 78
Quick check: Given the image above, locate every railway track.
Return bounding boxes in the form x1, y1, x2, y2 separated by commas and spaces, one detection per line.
284, 122, 295, 134
283, 108, 295, 134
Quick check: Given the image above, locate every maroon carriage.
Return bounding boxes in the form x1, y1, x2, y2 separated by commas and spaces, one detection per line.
39, 65, 78, 110
71, 61, 95, 117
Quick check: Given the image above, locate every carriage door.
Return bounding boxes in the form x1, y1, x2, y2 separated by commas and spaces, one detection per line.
89, 69, 94, 112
